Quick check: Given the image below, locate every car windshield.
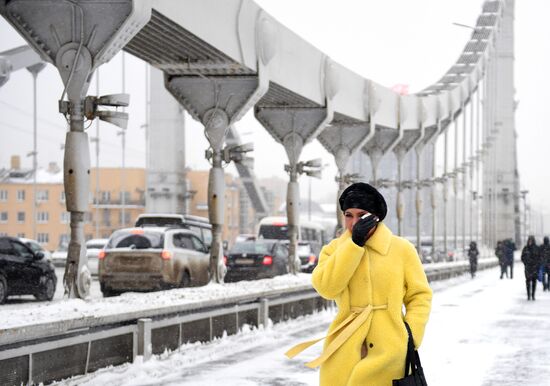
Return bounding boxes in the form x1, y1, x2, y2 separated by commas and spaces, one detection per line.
26, 242, 42, 252
258, 225, 287, 240
108, 230, 164, 249
136, 217, 183, 227
230, 241, 273, 255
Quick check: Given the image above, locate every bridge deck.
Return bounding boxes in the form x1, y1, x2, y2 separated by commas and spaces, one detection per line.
54, 265, 550, 386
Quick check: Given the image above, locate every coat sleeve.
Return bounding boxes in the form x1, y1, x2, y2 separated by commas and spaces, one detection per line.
311, 234, 364, 300
403, 243, 433, 349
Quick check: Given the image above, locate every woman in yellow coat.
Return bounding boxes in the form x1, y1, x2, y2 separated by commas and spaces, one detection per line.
286, 182, 432, 385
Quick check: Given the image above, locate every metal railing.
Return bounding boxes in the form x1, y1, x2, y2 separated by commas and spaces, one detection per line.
0, 259, 498, 385
0, 288, 327, 385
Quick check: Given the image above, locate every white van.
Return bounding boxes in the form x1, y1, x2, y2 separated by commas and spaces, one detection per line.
256, 216, 326, 272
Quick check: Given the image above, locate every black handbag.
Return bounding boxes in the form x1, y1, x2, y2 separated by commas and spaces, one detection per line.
392, 322, 428, 386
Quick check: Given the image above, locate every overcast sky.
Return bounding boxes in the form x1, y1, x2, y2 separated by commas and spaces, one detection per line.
1, 1, 548, 220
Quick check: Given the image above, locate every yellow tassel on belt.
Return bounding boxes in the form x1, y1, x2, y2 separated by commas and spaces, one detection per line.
285, 304, 388, 368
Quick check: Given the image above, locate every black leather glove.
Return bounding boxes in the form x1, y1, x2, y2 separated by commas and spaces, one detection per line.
352, 214, 379, 246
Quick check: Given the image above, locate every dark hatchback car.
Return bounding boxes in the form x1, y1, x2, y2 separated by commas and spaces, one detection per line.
0, 236, 57, 304
224, 240, 289, 282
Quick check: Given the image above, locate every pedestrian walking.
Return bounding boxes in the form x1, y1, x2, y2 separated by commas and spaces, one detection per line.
521, 236, 541, 301
285, 182, 432, 386
540, 236, 550, 291
504, 238, 516, 279
468, 241, 479, 278
495, 240, 507, 279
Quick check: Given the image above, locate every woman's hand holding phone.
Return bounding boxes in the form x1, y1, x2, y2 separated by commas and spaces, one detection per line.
351, 214, 379, 246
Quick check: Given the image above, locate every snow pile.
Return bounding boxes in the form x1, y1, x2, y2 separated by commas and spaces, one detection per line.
0, 274, 312, 331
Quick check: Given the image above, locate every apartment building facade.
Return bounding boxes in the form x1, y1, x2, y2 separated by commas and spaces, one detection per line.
0, 158, 146, 251
0, 157, 242, 251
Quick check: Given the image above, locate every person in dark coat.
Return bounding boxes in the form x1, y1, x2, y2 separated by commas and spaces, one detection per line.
504, 238, 516, 279
521, 236, 541, 300
495, 240, 507, 279
468, 241, 479, 278
540, 236, 550, 291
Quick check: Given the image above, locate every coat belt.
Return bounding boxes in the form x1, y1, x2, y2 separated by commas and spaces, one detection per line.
285, 303, 388, 368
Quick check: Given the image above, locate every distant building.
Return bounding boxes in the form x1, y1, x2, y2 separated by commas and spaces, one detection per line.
0, 156, 241, 251
0, 156, 146, 251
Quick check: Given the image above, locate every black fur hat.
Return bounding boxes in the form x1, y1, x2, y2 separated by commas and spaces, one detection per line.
339, 182, 387, 221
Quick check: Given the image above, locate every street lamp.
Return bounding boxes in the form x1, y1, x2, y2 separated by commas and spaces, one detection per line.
520, 190, 529, 244
117, 128, 127, 227
92, 68, 100, 238
307, 162, 328, 221
26, 62, 46, 240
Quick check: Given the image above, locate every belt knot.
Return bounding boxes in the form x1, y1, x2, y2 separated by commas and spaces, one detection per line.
285, 303, 388, 368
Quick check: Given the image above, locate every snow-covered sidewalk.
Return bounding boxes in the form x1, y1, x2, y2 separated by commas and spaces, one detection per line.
55, 266, 550, 386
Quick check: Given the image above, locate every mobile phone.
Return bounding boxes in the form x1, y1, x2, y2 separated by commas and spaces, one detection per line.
361, 213, 379, 222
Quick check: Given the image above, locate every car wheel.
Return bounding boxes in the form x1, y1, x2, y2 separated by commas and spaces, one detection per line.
35, 276, 55, 301
100, 282, 120, 297
0, 274, 7, 304
180, 271, 191, 288
102, 288, 120, 297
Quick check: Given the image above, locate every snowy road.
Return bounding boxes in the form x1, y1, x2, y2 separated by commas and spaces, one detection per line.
54, 266, 550, 386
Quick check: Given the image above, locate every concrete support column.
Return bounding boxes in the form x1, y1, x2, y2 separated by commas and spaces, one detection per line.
453, 117, 459, 251
286, 168, 300, 275
462, 102, 468, 252
443, 129, 449, 254
396, 151, 405, 236
255, 106, 331, 275
415, 145, 423, 252
166, 74, 268, 283
63, 101, 92, 299
431, 140, 437, 260
334, 146, 353, 234
476, 86, 482, 248
469, 93, 475, 247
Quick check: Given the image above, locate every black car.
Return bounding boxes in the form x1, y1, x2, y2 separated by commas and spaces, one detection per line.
0, 236, 57, 304
224, 240, 289, 282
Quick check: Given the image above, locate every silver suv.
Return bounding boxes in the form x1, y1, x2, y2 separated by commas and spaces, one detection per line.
99, 227, 210, 296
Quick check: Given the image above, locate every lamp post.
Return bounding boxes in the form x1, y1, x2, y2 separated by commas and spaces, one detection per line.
443, 128, 449, 256
453, 113, 459, 251
117, 128, 127, 227
520, 190, 529, 244
120, 52, 127, 228
26, 62, 46, 240
91, 69, 100, 238
307, 162, 329, 221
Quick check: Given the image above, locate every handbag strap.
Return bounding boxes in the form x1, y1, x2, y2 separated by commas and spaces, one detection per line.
403, 322, 420, 376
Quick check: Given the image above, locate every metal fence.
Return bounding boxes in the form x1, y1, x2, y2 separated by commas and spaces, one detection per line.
0, 259, 498, 385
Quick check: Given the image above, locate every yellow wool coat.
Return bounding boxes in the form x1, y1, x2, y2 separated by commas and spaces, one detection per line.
311, 223, 432, 386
